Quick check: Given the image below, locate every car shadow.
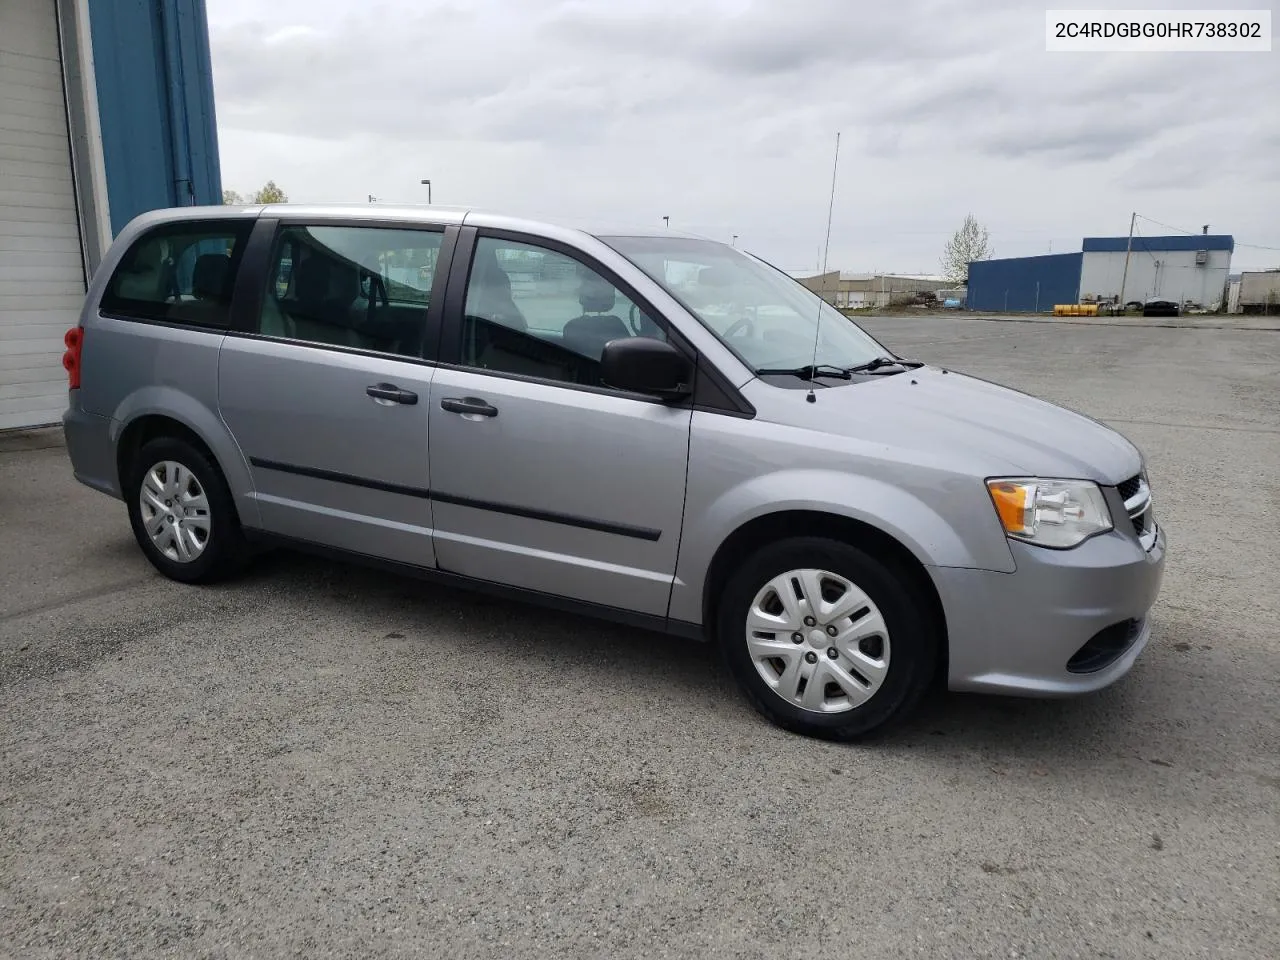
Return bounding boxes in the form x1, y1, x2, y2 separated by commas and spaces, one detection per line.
241, 548, 1195, 765
248, 547, 724, 675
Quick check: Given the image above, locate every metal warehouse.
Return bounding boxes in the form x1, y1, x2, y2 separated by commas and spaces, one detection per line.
798, 272, 952, 309
966, 253, 1083, 313
968, 234, 1235, 313
1, 0, 220, 430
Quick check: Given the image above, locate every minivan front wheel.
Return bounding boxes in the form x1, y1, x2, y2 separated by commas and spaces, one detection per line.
719, 537, 937, 740
126, 437, 247, 584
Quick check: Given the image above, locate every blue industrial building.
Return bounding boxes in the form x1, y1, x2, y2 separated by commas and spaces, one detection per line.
88, 0, 223, 235
968, 235, 1235, 316
967, 253, 1083, 313
1, 0, 220, 428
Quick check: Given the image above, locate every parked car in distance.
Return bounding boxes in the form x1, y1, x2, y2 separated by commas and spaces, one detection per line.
1143, 298, 1180, 317
61, 204, 1166, 740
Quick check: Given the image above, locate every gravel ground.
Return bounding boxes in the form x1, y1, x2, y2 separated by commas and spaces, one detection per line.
2, 316, 1277, 959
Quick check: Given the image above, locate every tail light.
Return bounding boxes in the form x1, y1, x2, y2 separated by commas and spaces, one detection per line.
62, 327, 83, 389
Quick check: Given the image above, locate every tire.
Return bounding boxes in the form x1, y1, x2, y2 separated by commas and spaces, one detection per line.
718, 536, 938, 741
126, 436, 249, 584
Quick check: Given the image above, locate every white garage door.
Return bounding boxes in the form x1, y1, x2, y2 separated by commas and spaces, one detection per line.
0, 0, 85, 430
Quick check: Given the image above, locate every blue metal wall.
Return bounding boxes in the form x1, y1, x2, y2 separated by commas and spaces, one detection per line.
88, 0, 221, 235
967, 253, 1083, 313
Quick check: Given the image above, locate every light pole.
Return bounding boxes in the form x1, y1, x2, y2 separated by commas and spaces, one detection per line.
662, 216, 669, 228
732, 234, 738, 247
420, 179, 432, 204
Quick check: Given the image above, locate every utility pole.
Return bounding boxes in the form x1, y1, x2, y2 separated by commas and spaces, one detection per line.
1118, 211, 1136, 309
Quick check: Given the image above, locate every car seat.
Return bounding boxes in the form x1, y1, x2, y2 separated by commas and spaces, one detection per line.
562, 277, 630, 360
286, 256, 367, 348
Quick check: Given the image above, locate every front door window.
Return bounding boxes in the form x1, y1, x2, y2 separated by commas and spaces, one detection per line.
461, 236, 665, 386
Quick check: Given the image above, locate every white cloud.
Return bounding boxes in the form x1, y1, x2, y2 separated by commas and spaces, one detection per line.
208, 0, 1280, 272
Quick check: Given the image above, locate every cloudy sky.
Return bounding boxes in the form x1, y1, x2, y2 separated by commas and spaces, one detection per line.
208, 0, 1280, 273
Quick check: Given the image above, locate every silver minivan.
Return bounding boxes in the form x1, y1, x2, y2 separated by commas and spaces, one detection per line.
62, 204, 1165, 739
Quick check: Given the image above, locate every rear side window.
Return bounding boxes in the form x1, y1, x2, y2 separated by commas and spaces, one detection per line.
257, 224, 444, 358
100, 220, 253, 327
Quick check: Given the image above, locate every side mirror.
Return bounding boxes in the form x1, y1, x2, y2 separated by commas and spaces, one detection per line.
600, 337, 693, 401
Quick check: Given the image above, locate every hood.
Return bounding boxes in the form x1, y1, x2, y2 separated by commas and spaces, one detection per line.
754, 366, 1142, 485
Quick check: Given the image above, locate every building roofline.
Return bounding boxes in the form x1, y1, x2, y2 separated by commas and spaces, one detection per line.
1083, 235, 1234, 253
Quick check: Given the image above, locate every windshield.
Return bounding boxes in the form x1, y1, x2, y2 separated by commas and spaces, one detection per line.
601, 235, 888, 373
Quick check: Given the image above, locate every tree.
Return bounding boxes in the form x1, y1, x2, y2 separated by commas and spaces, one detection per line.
941, 214, 993, 285
221, 189, 243, 204
252, 180, 288, 204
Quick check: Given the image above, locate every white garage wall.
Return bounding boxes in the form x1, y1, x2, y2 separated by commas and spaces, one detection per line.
1079, 249, 1232, 310
0, 1, 84, 429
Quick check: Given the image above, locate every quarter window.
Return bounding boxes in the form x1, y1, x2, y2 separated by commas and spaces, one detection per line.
461, 236, 665, 386
259, 225, 444, 358
101, 220, 252, 327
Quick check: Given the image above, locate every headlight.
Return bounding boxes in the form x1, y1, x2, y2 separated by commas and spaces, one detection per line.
986, 478, 1113, 549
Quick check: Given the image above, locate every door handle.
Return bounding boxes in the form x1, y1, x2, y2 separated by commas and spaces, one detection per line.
440, 396, 498, 418
366, 383, 418, 405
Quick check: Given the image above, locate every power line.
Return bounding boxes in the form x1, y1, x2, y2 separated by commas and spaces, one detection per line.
1132, 223, 1160, 263
1141, 213, 1280, 252
1136, 213, 1197, 235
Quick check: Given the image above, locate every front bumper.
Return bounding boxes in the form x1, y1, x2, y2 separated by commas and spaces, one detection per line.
933, 521, 1165, 697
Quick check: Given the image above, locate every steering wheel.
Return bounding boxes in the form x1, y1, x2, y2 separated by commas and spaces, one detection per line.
723, 315, 755, 339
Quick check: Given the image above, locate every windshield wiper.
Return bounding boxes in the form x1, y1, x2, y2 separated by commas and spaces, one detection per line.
845, 356, 924, 374
757, 358, 926, 380
756, 364, 852, 381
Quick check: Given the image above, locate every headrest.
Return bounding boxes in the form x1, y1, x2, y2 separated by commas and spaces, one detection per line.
294, 257, 330, 305
294, 256, 357, 309
473, 248, 512, 293
697, 265, 735, 288
578, 277, 616, 313
192, 254, 230, 301
114, 244, 163, 300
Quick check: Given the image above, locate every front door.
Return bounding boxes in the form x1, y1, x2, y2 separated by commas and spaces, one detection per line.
428, 232, 692, 617
219, 221, 451, 566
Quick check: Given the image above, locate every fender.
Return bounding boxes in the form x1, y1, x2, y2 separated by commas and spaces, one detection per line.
667, 467, 1016, 627
110, 384, 262, 529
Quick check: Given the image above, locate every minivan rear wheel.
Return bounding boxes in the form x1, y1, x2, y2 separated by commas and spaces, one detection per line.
718, 536, 937, 740
126, 437, 248, 584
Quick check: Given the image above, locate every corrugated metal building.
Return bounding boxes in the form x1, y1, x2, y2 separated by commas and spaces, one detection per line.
967, 235, 1235, 313
967, 253, 1082, 313
1079, 235, 1234, 310
0, 0, 220, 430
798, 272, 952, 309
